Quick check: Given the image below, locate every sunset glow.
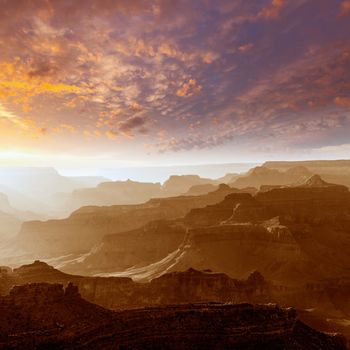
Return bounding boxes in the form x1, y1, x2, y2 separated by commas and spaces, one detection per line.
0, 0, 349, 166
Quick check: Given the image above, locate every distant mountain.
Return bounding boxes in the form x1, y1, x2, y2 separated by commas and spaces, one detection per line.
55, 175, 238, 214
184, 183, 257, 196
264, 160, 350, 169
263, 160, 350, 188
0, 167, 109, 216
184, 183, 219, 196
230, 165, 313, 189
94, 163, 257, 183
0, 211, 21, 241
0, 192, 46, 241
162, 174, 216, 195
11, 184, 243, 260
62, 179, 164, 212
66, 176, 350, 286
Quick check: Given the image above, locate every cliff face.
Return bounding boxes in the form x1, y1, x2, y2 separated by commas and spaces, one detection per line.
2, 261, 272, 310
0, 211, 22, 240
4, 260, 350, 324
0, 282, 345, 350
0, 192, 42, 240
263, 160, 350, 188
58, 175, 223, 215
76, 220, 186, 273
0, 282, 114, 349
14, 184, 241, 258
183, 183, 219, 196
231, 165, 313, 189
68, 179, 164, 210
178, 181, 350, 285
162, 174, 216, 195
58, 177, 350, 285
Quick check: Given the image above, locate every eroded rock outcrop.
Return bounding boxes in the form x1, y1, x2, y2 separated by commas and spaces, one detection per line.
60, 176, 350, 286
14, 184, 243, 257
162, 174, 216, 195
231, 165, 313, 189
1, 261, 272, 310
0, 282, 345, 349
69, 179, 163, 209
263, 160, 350, 189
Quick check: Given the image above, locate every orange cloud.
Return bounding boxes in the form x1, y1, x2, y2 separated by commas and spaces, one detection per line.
339, 0, 350, 16
334, 96, 350, 107
201, 52, 219, 64
0, 62, 91, 112
238, 43, 254, 53
0, 81, 83, 94
114, 38, 218, 65
258, 0, 285, 20
0, 102, 17, 120
176, 79, 202, 97
60, 124, 76, 133
106, 130, 118, 139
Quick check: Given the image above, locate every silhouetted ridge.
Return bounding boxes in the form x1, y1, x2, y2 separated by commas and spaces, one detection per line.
299, 174, 346, 188
0, 282, 346, 349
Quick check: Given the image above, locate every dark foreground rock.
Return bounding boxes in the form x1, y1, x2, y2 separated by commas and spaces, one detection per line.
0, 283, 346, 350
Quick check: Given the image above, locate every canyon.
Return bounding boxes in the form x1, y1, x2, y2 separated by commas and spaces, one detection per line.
13, 183, 242, 259
60, 175, 350, 287
0, 281, 346, 349
1, 164, 350, 348
1, 260, 350, 342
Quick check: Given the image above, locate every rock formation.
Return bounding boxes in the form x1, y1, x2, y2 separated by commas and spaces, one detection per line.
68, 179, 164, 209
162, 174, 216, 195
230, 165, 313, 189
0, 167, 108, 216
0, 261, 272, 310
0, 192, 45, 241
184, 183, 257, 196
14, 184, 243, 258
51, 175, 350, 287
263, 160, 350, 188
0, 282, 345, 349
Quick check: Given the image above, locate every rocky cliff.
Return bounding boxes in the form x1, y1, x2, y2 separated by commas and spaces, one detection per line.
68, 179, 164, 210
57, 176, 350, 286
231, 165, 313, 189
65, 177, 350, 285
1, 261, 272, 310
3, 260, 350, 330
14, 184, 242, 258
0, 282, 345, 349
263, 160, 350, 188
178, 177, 350, 284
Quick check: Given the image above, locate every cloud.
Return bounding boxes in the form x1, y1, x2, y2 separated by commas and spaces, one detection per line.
258, 0, 285, 20
106, 130, 118, 140
59, 123, 76, 133
0, 0, 349, 158
0, 61, 90, 113
176, 79, 202, 97
117, 116, 147, 137
339, 0, 350, 16
0, 102, 32, 129
238, 43, 254, 53
334, 96, 350, 107
312, 143, 350, 159
0, 103, 17, 120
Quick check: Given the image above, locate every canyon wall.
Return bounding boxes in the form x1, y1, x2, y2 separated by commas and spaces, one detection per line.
0, 281, 345, 349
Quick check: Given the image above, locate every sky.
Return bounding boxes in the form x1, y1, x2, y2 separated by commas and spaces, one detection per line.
0, 0, 350, 168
